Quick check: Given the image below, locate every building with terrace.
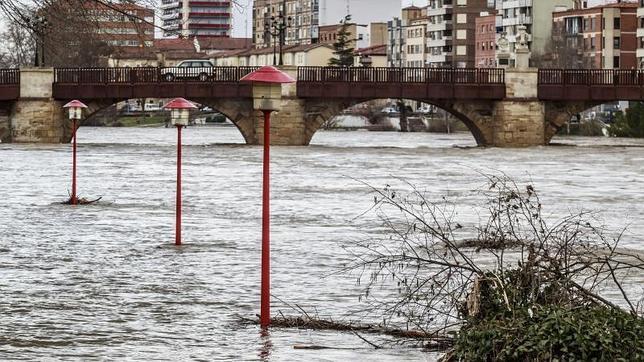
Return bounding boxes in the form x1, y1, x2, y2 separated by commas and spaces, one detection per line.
161, 0, 232, 38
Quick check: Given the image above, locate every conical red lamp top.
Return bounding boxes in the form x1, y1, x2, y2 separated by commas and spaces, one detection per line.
63, 100, 88, 109
163, 97, 198, 110
240, 66, 295, 84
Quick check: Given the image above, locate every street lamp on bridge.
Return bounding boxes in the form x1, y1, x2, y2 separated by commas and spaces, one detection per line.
240, 66, 295, 328
263, 2, 292, 66
163, 97, 197, 246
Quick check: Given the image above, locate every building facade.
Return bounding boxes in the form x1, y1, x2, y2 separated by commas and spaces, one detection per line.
387, 6, 424, 67
160, 0, 232, 38
495, 0, 575, 67
253, 0, 398, 49
475, 12, 497, 67
638, 0, 644, 67
553, 2, 638, 69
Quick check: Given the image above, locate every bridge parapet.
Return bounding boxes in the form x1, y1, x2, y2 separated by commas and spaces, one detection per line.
296, 66, 506, 100
0, 69, 20, 101
52, 66, 258, 100
539, 69, 644, 101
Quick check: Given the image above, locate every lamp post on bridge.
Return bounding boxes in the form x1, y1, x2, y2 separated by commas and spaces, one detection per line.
63, 100, 87, 205
163, 98, 197, 246
263, 1, 292, 66
240, 66, 295, 328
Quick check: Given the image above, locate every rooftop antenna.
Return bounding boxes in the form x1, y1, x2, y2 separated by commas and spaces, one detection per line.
346, 0, 350, 16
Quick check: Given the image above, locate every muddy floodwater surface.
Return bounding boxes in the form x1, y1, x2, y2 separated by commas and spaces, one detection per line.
0, 127, 643, 361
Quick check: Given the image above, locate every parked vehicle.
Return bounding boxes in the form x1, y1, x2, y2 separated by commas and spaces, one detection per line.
162, 60, 215, 82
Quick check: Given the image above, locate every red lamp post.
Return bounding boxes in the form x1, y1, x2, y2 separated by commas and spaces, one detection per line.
163, 97, 197, 246
241, 66, 295, 328
62, 100, 87, 205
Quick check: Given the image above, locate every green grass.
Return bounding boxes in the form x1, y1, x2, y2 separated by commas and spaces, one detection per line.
114, 115, 167, 127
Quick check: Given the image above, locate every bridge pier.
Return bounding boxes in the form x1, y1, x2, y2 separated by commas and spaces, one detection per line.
490, 69, 547, 147
6, 68, 68, 143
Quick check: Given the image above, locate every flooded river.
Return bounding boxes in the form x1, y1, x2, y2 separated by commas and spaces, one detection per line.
1, 127, 642, 361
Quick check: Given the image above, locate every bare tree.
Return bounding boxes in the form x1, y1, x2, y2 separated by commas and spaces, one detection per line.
0, 22, 35, 67
533, 21, 594, 69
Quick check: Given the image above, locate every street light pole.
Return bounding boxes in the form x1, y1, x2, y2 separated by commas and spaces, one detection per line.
240, 66, 295, 329
163, 98, 197, 246
264, 8, 292, 66
63, 100, 87, 205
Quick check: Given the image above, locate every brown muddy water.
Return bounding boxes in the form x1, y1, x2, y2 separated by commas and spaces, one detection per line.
1, 127, 642, 361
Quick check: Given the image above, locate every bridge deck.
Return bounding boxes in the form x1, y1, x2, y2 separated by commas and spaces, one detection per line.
0, 69, 19, 101
297, 67, 506, 100
538, 69, 644, 101
52, 67, 258, 100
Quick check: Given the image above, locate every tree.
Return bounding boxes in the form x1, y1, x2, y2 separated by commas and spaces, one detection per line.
0, 23, 36, 68
609, 102, 644, 138
328, 15, 355, 67
533, 21, 594, 69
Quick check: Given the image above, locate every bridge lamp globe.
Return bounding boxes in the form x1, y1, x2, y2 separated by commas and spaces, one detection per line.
63, 99, 88, 120
163, 97, 197, 126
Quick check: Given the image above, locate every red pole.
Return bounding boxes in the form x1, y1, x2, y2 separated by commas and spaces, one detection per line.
260, 109, 272, 328
175, 125, 182, 246
71, 118, 77, 205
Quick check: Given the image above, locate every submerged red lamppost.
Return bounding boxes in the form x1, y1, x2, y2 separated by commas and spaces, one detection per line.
241, 66, 295, 328
63, 100, 87, 205
163, 98, 197, 246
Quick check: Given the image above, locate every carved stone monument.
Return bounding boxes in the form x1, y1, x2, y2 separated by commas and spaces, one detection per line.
515, 25, 531, 69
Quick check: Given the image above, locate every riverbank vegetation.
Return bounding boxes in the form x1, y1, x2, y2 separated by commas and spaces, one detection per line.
609, 102, 644, 138
340, 175, 644, 359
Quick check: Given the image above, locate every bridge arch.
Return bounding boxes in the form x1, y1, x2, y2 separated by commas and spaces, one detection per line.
64, 98, 257, 144
544, 101, 609, 143
302, 98, 496, 146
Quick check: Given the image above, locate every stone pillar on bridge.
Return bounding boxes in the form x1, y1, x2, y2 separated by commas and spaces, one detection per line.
491, 68, 546, 147
9, 68, 67, 143
252, 66, 310, 146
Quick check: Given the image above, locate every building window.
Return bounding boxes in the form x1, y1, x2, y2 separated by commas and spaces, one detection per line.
614, 17, 620, 30
613, 56, 620, 68
614, 36, 620, 49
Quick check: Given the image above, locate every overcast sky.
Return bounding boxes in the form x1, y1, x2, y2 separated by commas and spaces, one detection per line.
231, 0, 618, 37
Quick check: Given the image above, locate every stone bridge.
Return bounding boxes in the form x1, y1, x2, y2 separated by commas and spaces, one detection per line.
1, 66, 642, 146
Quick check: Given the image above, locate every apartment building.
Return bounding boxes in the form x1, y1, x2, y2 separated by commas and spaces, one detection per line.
425, 0, 492, 67
638, 0, 644, 66
496, 0, 575, 66
553, 2, 638, 69
160, 0, 232, 38
475, 12, 497, 67
253, 0, 398, 49
387, 6, 424, 67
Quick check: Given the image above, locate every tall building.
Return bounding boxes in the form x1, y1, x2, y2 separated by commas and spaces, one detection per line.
495, 0, 575, 67
638, 0, 644, 67
553, 2, 638, 69
161, 0, 232, 38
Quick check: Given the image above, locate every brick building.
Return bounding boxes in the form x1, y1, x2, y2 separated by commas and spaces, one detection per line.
475, 12, 497, 67
160, 0, 232, 38
553, 2, 638, 69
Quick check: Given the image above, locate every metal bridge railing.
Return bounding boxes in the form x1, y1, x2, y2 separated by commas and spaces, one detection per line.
0, 69, 20, 85
538, 69, 644, 86
297, 66, 505, 84
54, 67, 259, 84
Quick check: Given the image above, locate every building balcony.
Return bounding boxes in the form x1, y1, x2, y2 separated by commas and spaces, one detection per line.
502, 15, 532, 27
189, 1, 231, 6
638, 7, 644, 18
160, 1, 181, 9
426, 54, 447, 64
637, 48, 644, 59
637, 28, 644, 39
427, 7, 453, 16
188, 23, 231, 29
188, 12, 230, 17
497, 0, 533, 10
427, 38, 451, 47
161, 12, 181, 20
427, 21, 451, 32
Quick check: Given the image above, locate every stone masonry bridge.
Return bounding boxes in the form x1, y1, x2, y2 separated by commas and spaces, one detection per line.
1, 66, 643, 146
